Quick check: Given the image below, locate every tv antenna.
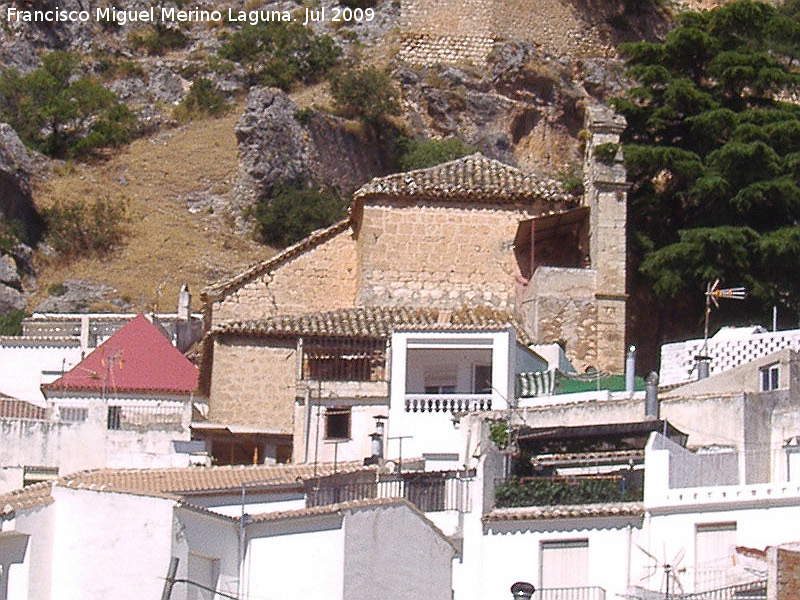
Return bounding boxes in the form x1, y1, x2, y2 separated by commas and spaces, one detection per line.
702, 279, 746, 355
636, 543, 686, 600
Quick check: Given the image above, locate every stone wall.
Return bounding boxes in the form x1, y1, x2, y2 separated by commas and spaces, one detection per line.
356, 201, 529, 309
211, 229, 358, 326
399, 0, 612, 66
772, 547, 800, 600
516, 105, 627, 373
208, 337, 297, 432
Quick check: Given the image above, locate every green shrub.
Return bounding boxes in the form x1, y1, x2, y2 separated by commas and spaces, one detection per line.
0, 309, 26, 336
43, 197, 128, 258
330, 66, 400, 125
219, 22, 340, 89
0, 51, 137, 158
131, 23, 189, 56
0, 220, 23, 254
593, 142, 620, 163
47, 283, 68, 297
495, 477, 640, 507
174, 78, 229, 122
395, 136, 474, 171
339, 0, 377, 7
253, 181, 345, 247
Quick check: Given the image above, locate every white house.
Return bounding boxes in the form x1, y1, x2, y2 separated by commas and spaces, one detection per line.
0, 314, 202, 492
0, 461, 457, 600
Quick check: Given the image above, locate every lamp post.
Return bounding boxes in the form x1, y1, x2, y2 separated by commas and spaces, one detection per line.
510, 581, 535, 599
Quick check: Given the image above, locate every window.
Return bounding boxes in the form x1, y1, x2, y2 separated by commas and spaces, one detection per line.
325, 406, 351, 440
473, 364, 492, 394
540, 540, 589, 590
302, 337, 386, 381
107, 406, 121, 430
59, 407, 88, 422
760, 364, 779, 391
695, 522, 737, 591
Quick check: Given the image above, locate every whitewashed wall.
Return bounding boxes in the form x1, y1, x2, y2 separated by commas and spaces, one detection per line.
389, 330, 514, 459
50, 486, 174, 600
4, 502, 54, 600
481, 515, 643, 600
0, 396, 193, 478
343, 503, 454, 600
244, 515, 345, 600
0, 340, 82, 404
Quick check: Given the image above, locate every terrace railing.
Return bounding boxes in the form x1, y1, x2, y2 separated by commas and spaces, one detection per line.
405, 394, 492, 413
307, 471, 474, 513
535, 586, 606, 600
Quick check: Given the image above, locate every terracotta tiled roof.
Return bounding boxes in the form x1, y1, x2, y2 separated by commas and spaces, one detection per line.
249, 497, 414, 523
248, 497, 460, 553
211, 305, 533, 345
202, 219, 351, 301
353, 153, 572, 204
484, 502, 644, 522
42, 315, 198, 395
0, 482, 54, 515
59, 461, 374, 496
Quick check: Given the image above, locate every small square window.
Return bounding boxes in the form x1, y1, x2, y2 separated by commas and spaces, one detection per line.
325, 407, 351, 440
760, 364, 779, 391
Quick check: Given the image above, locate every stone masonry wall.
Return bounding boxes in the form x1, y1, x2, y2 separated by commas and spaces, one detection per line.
357, 202, 531, 309
399, 0, 612, 66
212, 229, 358, 326
522, 266, 599, 372
516, 106, 627, 373
771, 547, 800, 600
208, 337, 296, 432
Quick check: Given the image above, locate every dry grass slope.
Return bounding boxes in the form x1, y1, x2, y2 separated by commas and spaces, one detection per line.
31, 109, 272, 312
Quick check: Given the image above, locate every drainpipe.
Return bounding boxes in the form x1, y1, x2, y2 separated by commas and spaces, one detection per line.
625, 523, 633, 593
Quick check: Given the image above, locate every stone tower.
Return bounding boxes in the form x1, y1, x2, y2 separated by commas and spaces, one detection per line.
583, 105, 628, 373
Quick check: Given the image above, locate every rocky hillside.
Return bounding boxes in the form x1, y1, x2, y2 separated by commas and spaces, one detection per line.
0, 0, 735, 315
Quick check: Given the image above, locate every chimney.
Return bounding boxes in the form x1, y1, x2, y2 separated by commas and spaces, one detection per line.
645, 371, 659, 419
178, 284, 190, 321
696, 355, 710, 380
364, 416, 386, 465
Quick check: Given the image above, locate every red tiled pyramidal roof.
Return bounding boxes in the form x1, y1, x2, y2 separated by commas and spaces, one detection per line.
43, 314, 198, 394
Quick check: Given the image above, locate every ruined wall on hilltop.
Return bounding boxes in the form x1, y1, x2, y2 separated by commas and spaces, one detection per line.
399, 0, 614, 66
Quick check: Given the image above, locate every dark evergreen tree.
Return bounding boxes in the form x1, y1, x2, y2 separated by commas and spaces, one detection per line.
612, 1, 800, 343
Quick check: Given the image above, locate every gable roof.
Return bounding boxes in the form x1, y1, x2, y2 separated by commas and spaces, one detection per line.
353, 153, 572, 204
42, 314, 198, 395
203, 219, 351, 302
211, 305, 534, 345
59, 461, 374, 497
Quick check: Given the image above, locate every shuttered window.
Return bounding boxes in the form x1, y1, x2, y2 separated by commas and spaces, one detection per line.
695, 523, 737, 591
540, 539, 589, 589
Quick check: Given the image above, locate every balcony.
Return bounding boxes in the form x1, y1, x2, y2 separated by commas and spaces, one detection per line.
404, 394, 492, 413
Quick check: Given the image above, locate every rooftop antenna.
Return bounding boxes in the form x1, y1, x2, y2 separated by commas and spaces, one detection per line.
698, 279, 746, 379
